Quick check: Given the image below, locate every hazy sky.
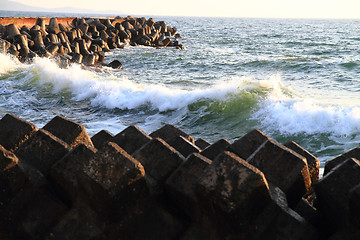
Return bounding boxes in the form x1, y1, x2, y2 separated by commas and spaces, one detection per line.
4, 0, 360, 18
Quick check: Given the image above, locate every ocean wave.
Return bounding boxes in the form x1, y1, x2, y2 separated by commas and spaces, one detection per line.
11, 55, 360, 143
24, 57, 290, 112
11, 56, 360, 141
253, 96, 360, 137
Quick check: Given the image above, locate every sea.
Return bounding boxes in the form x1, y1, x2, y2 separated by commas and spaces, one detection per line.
1, 11, 360, 171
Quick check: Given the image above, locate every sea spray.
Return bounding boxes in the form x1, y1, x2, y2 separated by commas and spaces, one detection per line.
28, 58, 98, 95
0, 53, 23, 75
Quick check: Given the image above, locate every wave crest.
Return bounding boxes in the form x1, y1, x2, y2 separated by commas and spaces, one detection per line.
253, 97, 360, 137
25, 58, 287, 112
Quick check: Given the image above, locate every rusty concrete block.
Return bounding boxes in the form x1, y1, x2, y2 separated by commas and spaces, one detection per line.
252, 186, 319, 240
197, 151, 271, 231
324, 147, 360, 176
165, 153, 211, 217
90, 129, 114, 149
315, 158, 360, 228
0, 145, 27, 213
42, 115, 93, 148
112, 125, 152, 155
227, 129, 271, 160
15, 129, 69, 176
293, 197, 327, 234
150, 124, 194, 144
79, 142, 147, 219
166, 135, 201, 158
50, 143, 97, 203
284, 141, 320, 187
200, 138, 231, 160
194, 138, 210, 150
247, 139, 311, 207
0, 113, 38, 151
133, 138, 185, 182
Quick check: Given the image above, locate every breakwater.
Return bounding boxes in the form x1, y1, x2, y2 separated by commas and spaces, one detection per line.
1, 113, 359, 239
0, 16, 183, 68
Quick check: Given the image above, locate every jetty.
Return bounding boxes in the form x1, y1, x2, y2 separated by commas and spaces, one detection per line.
0, 16, 184, 68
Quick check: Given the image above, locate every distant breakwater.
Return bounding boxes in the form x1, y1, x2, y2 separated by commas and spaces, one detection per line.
1, 113, 360, 239
0, 16, 184, 68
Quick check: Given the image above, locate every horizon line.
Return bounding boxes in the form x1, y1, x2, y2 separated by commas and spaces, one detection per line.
0, 9, 359, 21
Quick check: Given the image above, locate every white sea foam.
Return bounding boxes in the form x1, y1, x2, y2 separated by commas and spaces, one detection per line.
0, 53, 22, 74
29, 58, 99, 96
26, 58, 265, 112
253, 81, 360, 137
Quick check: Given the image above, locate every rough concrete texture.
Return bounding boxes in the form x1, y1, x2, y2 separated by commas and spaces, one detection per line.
1, 113, 359, 240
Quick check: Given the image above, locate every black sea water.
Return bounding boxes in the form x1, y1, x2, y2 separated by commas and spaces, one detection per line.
1, 11, 360, 170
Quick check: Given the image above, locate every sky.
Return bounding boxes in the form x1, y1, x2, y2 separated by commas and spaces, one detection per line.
2, 0, 360, 19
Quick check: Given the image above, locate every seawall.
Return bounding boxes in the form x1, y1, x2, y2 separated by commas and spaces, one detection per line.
0, 17, 79, 27
1, 113, 360, 239
0, 16, 184, 68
